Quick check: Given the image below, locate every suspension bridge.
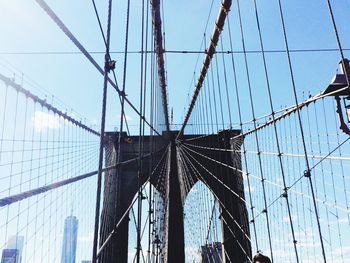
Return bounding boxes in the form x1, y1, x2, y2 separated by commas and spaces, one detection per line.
0, 0, 350, 262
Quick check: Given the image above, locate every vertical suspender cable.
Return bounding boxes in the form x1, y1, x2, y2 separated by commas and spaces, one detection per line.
226, 15, 259, 252
137, 0, 146, 262
115, 1, 131, 248
325, 0, 350, 88
214, 55, 225, 129
177, 0, 232, 139
92, 0, 113, 262
252, 0, 300, 260
277, 0, 326, 261
219, 37, 233, 128
235, 0, 275, 259
116, 0, 131, 162
147, 1, 155, 260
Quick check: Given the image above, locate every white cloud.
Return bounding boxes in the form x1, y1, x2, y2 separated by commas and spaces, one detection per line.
33, 111, 60, 131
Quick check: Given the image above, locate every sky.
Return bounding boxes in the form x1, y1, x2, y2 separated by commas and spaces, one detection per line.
1, 0, 350, 129
1, 0, 350, 262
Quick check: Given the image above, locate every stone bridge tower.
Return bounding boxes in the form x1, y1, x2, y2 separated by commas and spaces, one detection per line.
98, 130, 251, 263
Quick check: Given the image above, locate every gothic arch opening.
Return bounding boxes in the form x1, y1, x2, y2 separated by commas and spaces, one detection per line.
127, 182, 165, 263
184, 181, 223, 263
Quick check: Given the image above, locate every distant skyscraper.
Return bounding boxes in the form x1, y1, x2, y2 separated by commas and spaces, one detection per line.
1, 235, 24, 263
1, 249, 18, 263
61, 216, 78, 263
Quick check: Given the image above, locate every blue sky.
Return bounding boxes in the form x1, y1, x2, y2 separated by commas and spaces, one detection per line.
1, 0, 350, 262
1, 0, 350, 130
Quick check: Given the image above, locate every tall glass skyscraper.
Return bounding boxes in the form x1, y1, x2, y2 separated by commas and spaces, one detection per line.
61, 216, 78, 263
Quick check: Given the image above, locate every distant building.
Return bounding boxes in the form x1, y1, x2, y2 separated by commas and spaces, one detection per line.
1, 236, 24, 263
201, 242, 222, 263
1, 249, 18, 263
81, 261, 91, 263
61, 216, 78, 263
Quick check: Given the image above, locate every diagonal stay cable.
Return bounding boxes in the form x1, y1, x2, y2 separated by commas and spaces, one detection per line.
96, 145, 169, 257
130, 208, 148, 263
277, 1, 327, 260
310, 136, 350, 171
180, 143, 311, 200
35, 0, 162, 137
182, 87, 348, 144
90, 0, 137, 145
0, 149, 160, 207
179, 145, 249, 206
183, 142, 350, 162
205, 198, 217, 244
0, 146, 167, 206
177, 145, 252, 262
92, 0, 113, 260
90, 0, 108, 47
248, 134, 350, 228
178, 145, 251, 241
98, 177, 151, 259
177, 0, 232, 138
184, 141, 350, 214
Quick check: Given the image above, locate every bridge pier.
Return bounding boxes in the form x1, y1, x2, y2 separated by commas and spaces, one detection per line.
98, 133, 139, 263
164, 132, 185, 262
218, 137, 251, 263
98, 130, 251, 263
218, 133, 251, 263
178, 130, 251, 262
98, 132, 166, 263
